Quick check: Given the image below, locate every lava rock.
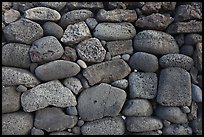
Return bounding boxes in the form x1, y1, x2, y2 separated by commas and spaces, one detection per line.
63, 77, 83, 95
85, 18, 98, 30
3, 9, 20, 24
31, 127, 44, 135
141, 2, 163, 14
163, 124, 193, 135
61, 46, 77, 62
185, 33, 202, 45
67, 2, 104, 10
43, 22, 64, 39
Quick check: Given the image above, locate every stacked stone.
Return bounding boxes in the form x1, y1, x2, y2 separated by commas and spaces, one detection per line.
2, 2, 202, 135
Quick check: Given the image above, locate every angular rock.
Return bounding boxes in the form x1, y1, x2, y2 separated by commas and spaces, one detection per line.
185, 33, 202, 45
2, 111, 33, 135
85, 18, 98, 30
106, 40, 133, 57
67, 2, 104, 10
78, 83, 126, 121
4, 9, 20, 24
135, 13, 173, 30
111, 79, 128, 90
29, 36, 64, 64
174, 4, 202, 22
129, 72, 158, 99
192, 84, 202, 102
59, 9, 94, 29
2, 67, 40, 88
189, 110, 202, 135
2, 2, 12, 13
126, 117, 163, 132
129, 52, 158, 72
3, 18, 43, 44
155, 106, 188, 124
2, 86, 21, 114
141, 2, 163, 14
76, 38, 106, 62
157, 67, 191, 106
122, 99, 153, 116
159, 54, 194, 70
35, 60, 80, 81
2, 43, 31, 69
21, 80, 77, 112
134, 30, 179, 55
163, 124, 192, 135
161, 2, 177, 11
166, 20, 202, 34
43, 22, 64, 39
193, 42, 202, 72
93, 22, 136, 41
96, 9, 137, 22
61, 46, 77, 62
63, 77, 83, 95
108, 2, 127, 9
61, 21, 91, 46
83, 59, 131, 86
33, 2, 66, 11
25, 7, 61, 21
34, 107, 77, 132
81, 116, 125, 135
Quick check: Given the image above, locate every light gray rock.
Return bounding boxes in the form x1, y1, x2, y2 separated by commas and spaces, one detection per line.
16, 85, 27, 92
29, 36, 64, 64
156, 67, 192, 106
61, 46, 77, 62
2, 111, 33, 135
3, 18, 43, 44
25, 7, 61, 21
161, 2, 177, 11
121, 54, 130, 62
78, 83, 126, 121
192, 84, 202, 102
129, 52, 158, 72
193, 42, 202, 72
66, 106, 78, 116
93, 22, 136, 41
111, 79, 128, 89
81, 116, 125, 135
77, 120, 85, 127
83, 59, 131, 86
159, 54, 194, 70
59, 9, 94, 29
49, 131, 73, 135
77, 59, 87, 69
63, 77, 83, 95
122, 99, 153, 116
4, 9, 20, 24
163, 124, 193, 135
76, 38, 106, 62
2, 43, 31, 69
2, 67, 40, 88
106, 40, 133, 57
96, 9, 137, 22
134, 30, 179, 55
85, 18, 98, 30
2, 86, 21, 114
34, 107, 77, 132
181, 106, 191, 114
126, 117, 163, 132
33, 2, 66, 11
67, 2, 104, 10
155, 106, 188, 124
185, 34, 202, 45
31, 127, 44, 135
43, 22, 64, 39
35, 60, 81, 81
61, 21, 91, 46
21, 80, 77, 112
163, 120, 171, 127
129, 72, 158, 99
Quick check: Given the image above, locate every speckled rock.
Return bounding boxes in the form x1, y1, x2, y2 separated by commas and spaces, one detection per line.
193, 42, 202, 72
35, 60, 81, 81
108, 2, 127, 9
43, 22, 64, 39
185, 34, 202, 45
3, 9, 20, 24
93, 22, 136, 41
85, 18, 98, 30
2, 111, 33, 135
141, 2, 163, 14
180, 45, 194, 56
61, 46, 77, 62
63, 77, 83, 95
77, 59, 87, 69
157, 67, 191, 106
111, 79, 128, 89
163, 124, 192, 135
3, 18, 43, 44
78, 83, 126, 121
2, 67, 40, 88
66, 106, 78, 116
2, 43, 31, 69
21, 80, 77, 112
32, 2, 66, 11
67, 2, 104, 10
81, 116, 125, 135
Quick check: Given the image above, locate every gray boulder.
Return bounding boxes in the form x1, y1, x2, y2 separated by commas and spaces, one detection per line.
163, 124, 192, 135
67, 2, 104, 10
32, 2, 66, 11
185, 33, 202, 45
111, 79, 128, 89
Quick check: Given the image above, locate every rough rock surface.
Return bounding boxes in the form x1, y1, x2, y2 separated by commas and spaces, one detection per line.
67, 2, 104, 10
63, 77, 83, 95
162, 124, 192, 135
61, 46, 77, 62
32, 2, 66, 11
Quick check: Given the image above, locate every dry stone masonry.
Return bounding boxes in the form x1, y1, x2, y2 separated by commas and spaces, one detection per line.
2, 2, 202, 135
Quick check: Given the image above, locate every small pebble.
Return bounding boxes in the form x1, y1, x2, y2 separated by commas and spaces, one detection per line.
66, 106, 78, 116
163, 120, 171, 127
16, 85, 27, 92
112, 55, 121, 60
192, 84, 202, 102
180, 45, 194, 56
72, 126, 81, 135
181, 106, 191, 114
121, 54, 130, 62
77, 119, 85, 127
77, 59, 87, 69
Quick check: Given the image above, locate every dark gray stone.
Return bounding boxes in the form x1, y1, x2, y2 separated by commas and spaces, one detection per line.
155, 106, 188, 124
180, 45, 194, 56
67, 2, 104, 10
159, 54, 194, 70
108, 2, 127, 9
163, 124, 193, 135
3, 18, 43, 44
33, 2, 66, 11
129, 72, 158, 99
35, 60, 81, 81
2, 43, 31, 69
66, 106, 78, 116
134, 30, 179, 55
2, 86, 21, 114
175, 34, 185, 47
122, 99, 153, 116
2, 67, 40, 88
63, 77, 83, 95
2, 111, 33, 135
156, 67, 192, 106
193, 42, 202, 72
106, 40, 133, 57
34, 107, 77, 132
83, 59, 131, 86
93, 22, 136, 41
126, 117, 163, 132
78, 83, 126, 121
29, 36, 64, 64
61, 46, 77, 62
185, 33, 202, 45
21, 80, 77, 112
43, 22, 64, 39
129, 52, 158, 72
81, 116, 125, 135
192, 84, 202, 102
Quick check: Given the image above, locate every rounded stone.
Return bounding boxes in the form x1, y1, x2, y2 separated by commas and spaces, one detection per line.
159, 54, 194, 70
63, 77, 83, 95
76, 38, 106, 63
43, 22, 64, 39
66, 106, 78, 116
121, 54, 130, 62
4, 9, 20, 24
77, 59, 87, 69
163, 124, 193, 135
16, 85, 27, 92
129, 52, 158, 72
111, 79, 128, 89
192, 84, 202, 102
